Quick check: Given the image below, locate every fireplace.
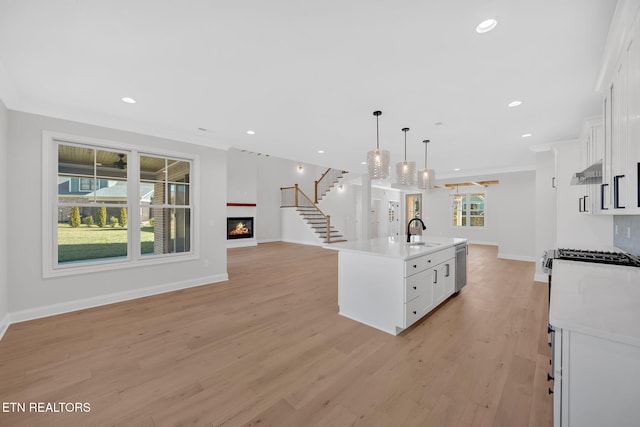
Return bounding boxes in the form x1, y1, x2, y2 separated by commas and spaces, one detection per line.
227, 217, 254, 240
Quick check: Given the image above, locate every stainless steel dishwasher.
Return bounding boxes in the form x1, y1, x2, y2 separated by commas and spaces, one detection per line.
455, 242, 467, 293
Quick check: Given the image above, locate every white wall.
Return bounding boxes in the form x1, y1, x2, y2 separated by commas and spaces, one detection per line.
6, 111, 228, 320
227, 149, 258, 247
535, 150, 557, 281
0, 98, 8, 338
318, 173, 359, 241
423, 170, 537, 261
254, 154, 324, 243
554, 142, 612, 247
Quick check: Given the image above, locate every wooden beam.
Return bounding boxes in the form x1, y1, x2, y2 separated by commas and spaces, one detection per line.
444, 180, 499, 188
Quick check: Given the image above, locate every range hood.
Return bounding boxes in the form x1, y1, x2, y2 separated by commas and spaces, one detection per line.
570, 160, 602, 185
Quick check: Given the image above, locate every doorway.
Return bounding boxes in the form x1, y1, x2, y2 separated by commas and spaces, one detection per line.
388, 200, 400, 237
405, 193, 423, 236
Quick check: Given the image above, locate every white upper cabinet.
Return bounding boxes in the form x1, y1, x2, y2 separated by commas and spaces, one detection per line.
578, 117, 603, 214
597, 0, 640, 215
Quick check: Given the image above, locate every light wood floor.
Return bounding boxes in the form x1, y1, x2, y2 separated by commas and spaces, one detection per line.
0, 243, 552, 426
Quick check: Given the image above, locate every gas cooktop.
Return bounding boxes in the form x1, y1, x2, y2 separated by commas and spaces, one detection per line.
555, 248, 640, 267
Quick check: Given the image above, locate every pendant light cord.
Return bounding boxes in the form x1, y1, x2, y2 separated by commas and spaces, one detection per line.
377, 116, 380, 149
402, 128, 410, 161
373, 110, 382, 150
423, 139, 430, 168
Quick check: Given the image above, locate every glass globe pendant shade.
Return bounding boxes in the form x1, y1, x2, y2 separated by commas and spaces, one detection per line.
418, 168, 436, 190
396, 161, 417, 185
367, 149, 390, 180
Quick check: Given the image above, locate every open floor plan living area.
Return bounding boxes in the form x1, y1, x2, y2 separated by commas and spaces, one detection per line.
1, 1, 640, 426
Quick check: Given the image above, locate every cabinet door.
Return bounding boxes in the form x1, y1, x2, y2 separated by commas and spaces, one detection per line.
612, 41, 630, 210
443, 260, 455, 295
603, 89, 613, 211
420, 268, 434, 314
432, 264, 444, 305
627, 23, 640, 211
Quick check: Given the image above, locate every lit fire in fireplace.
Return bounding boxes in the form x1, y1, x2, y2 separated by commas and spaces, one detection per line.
229, 222, 250, 236
227, 217, 253, 240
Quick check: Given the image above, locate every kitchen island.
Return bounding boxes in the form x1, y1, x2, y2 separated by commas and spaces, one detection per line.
327, 236, 467, 335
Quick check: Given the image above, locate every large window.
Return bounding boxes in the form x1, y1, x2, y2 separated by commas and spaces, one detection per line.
451, 193, 486, 228
45, 133, 197, 276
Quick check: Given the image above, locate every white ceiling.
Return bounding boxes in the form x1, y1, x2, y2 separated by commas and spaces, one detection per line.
0, 0, 618, 178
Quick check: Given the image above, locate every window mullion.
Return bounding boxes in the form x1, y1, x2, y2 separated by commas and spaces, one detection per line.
129, 151, 140, 261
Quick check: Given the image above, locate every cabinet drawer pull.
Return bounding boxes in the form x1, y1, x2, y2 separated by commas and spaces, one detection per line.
547, 373, 554, 382
601, 183, 609, 210
413, 264, 417, 268
445, 263, 450, 277
614, 175, 625, 209
548, 388, 553, 395
433, 270, 438, 283
412, 286, 417, 290
412, 310, 417, 315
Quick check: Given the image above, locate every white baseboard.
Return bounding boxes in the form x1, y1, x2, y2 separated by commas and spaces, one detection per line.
534, 273, 549, 283
257, 238, 280, 244
227, 239, 258, 248
280, 238, 322, 247
498, 252, 536, 262
0, 313, 9, 341
8, 273, 229, 325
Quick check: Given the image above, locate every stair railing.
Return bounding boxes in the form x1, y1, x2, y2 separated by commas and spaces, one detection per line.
314, 168, 347, 203
280, 184, 332, 242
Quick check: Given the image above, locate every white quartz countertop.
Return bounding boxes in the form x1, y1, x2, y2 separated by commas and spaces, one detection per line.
549, 260, 640, 347
324, 236, 467, 260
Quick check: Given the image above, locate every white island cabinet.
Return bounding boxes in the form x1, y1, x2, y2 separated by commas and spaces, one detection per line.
549, 260, 640, 427
327, 237, 465, 336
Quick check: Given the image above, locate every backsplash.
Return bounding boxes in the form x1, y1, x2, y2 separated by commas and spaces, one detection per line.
614, 216, 640, 255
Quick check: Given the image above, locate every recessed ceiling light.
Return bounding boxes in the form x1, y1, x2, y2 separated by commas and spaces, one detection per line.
121, 97, 136, 104
434, 121, 444, 126
521, 133, 532, 138
476, 19, 497, 34
317, 150, 325, 154
246, 130, 255, 135
454, 168, 461, 171
508, 100, 522, 107
361, 161, 367, 165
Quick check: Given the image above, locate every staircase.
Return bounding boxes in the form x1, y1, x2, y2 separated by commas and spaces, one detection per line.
315, 168, 347, 203
296, 206, 346, 243
281, 168, 348, 244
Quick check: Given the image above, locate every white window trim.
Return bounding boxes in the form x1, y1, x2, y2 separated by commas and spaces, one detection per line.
450, 191, 487, 229
42, 131, 200, 278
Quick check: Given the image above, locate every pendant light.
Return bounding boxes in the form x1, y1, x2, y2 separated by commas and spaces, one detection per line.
396, 127, 416, 185
418, 139, 436, 190
367, 111, 390, 180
